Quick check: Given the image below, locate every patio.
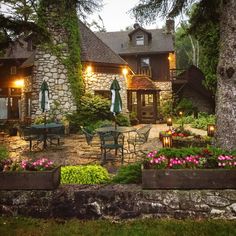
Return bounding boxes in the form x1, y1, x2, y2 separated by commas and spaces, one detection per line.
1, 124, 207, 172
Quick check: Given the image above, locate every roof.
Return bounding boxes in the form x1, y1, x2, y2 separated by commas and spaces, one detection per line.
127, 75, 159, 90
79, 21, 127, 66
0, 38, 33, 59
96, 28, 174, 55
128, 26, 152, 40
19, 52, 35, 68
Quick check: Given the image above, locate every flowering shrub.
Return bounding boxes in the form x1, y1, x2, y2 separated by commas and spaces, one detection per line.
0, 157, 55, 172
145, 148, 236, 169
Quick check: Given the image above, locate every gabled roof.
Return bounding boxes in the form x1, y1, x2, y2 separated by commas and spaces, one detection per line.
79, 21, 127, 66
127, 75, 159, 90
96, 28, 174, 55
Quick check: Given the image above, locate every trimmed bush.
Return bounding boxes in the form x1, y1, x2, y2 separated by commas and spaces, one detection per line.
61, 165, 110, 184
0, 146, 8, 160
112, 162, 142, 184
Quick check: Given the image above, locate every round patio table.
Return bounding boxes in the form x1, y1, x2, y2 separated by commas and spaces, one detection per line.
31, 123, 64, 149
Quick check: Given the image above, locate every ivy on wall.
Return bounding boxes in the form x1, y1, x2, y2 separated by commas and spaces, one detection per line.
38, 0, 84, 106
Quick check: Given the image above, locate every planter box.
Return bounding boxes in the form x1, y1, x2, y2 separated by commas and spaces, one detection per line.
142, 169, 236, 189
0, 166, 61, 190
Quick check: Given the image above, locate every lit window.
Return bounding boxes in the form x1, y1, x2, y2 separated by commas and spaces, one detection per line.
141, 58, 150, 67
136, 35, 144, 45
10, 66, 17, 75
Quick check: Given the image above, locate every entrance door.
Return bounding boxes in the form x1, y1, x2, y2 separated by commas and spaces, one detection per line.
139, 92, 157, 123
0, 98, 8, 119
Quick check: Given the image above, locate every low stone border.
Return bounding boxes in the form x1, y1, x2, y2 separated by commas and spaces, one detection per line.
1, 184, 236, 219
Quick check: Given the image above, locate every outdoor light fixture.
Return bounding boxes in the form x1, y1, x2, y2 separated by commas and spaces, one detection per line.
86, 65, 92, 73
207, 124, 216, 137
122, 68, 128, 76
178, 110, 183, 117
14, 79, 24, 88
162, 134, 172, 148
166, 117, 172, 127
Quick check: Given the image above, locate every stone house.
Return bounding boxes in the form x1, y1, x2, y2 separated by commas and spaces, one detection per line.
96, 21, 176, 123
0, 21, 128, 124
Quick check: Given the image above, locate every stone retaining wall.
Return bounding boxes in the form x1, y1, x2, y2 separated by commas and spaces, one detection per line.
1, 185, 236, 219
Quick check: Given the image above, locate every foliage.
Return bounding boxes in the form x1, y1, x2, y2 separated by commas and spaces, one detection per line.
175, 98, 194, 116
115, 113, 130, 127
0, 157, 55, 172
112, 162, 142, 184
175, 115, 195, 124
145, 147, 236, 169
160, 98, 173, 119
67, 93, 113, 132
61, 165, 110, 184
0, 145, 9, 161
191, 113, 215, 130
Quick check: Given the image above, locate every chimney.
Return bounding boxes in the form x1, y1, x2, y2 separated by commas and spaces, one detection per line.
166, 19, 175, 34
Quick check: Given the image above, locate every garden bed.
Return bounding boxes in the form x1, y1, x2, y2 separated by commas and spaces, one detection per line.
142, 169, 236, 189
0, 166, 61, 190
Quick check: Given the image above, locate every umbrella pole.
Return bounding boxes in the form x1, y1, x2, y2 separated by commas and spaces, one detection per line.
43, 111, 47, 149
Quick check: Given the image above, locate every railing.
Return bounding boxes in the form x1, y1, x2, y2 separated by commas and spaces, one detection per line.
137, 66, 152, 77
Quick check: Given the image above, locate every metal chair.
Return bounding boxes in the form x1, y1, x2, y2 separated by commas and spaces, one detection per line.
98, 131, 124, 164
127, 125, 152, 155
19, 126, 42, 151
80, 126, 95, 145
47, 125, 65, 146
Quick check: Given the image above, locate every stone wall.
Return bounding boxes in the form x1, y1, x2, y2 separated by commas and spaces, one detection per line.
83, 71, 128, 112
1, 185, 236, 219
31, 50, 77, 120
154, 81, 172, 107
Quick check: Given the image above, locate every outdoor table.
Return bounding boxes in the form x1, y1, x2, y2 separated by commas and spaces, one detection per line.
31, 123, 64, 149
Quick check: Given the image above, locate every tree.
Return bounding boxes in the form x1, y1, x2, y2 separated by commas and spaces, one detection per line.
132, 0, 236, 151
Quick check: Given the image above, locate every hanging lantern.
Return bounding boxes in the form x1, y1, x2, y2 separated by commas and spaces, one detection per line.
166, 117, 172, 127
162, 134, 172, 148
207, 124, 215, 137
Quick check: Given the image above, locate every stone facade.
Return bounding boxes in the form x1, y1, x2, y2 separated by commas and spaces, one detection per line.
154, 81, 172, 106
83, 71, 128, 112
1, 185, 236, 219
31, 49, 77, 120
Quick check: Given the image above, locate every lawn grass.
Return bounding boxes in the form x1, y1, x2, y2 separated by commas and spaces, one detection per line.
0, 217, 236, 236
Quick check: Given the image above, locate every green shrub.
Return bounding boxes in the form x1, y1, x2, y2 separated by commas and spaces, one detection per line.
191, 114, 215, 130
61, 165, 110, 184
115, 113, 130, 126
175, 115, 195, 124
0, 146, 8, 161
160, 99, 173, 119
112, 162, 142, 184
67, 94, 113, 132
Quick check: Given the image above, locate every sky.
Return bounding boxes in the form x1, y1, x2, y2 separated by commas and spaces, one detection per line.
90, 0, 166, 32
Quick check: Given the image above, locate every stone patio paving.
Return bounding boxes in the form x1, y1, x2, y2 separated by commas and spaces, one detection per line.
1, 124, 207, 170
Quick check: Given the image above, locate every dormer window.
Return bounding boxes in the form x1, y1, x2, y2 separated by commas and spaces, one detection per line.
136, 35, 144, 45
141, 58, 150, 67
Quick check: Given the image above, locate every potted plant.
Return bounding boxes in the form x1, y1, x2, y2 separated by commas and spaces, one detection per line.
0, 157, 61, 190
142, 147, 236, 189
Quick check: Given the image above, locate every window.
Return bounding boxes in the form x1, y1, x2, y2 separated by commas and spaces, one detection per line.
136, 35, 144, 45
10, 66, 17, 75
141, 58, 150, 67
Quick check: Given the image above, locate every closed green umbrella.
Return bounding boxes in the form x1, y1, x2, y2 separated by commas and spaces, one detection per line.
110, 77, 122, 128
39, 80, 50, 125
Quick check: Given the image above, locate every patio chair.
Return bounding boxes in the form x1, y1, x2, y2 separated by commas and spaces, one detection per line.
47, 125, 65, 146
98, 131, 124, 164
19, 126, 42, 151
80, 126, 95, 145
127, 125, 152, 155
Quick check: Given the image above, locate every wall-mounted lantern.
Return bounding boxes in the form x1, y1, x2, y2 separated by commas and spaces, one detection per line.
14, 79, 24, 88
207, 124, 216, 137
162, 134, 172, 148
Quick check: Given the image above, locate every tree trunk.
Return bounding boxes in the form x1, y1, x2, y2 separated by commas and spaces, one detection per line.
216, 0, 236, 150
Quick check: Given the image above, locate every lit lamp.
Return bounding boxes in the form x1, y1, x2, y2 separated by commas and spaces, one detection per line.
162, 134, 172, 148
14, 79, 24, 88
178, 110, 183, 117
207, 124, 215, 137
178, 110, 184, 128
166, 117, 172, 127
